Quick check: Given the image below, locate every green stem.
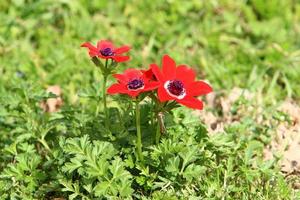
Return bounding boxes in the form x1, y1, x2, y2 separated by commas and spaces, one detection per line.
157, 111, 166, 135
155, 118, 160, 144
150, 93, 166, 144
38, 138, 52, 154
135, 100, 143, 161
95, 102, 100, 117
103, 60, 109, 129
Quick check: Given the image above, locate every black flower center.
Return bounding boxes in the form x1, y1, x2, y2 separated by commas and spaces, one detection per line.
167, 80, 185, 96
127, 79, 144, 90
100, 48, 114, 56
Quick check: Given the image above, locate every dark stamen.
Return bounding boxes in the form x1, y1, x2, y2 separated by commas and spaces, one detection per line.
100, 48, 114, 56
167, 80, 184, 96
127, 79, 144, 90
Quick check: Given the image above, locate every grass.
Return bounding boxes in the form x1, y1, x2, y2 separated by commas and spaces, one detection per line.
0, 0, 300, 199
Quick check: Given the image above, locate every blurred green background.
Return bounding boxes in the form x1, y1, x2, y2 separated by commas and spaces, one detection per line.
1, 0, 300, 103
0, 1, 300, 198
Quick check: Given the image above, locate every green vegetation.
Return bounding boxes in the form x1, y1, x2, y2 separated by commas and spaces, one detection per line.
0, 0, 299, 199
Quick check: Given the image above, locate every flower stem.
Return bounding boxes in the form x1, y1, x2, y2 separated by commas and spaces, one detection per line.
157, 111, 166, 137
102, 59, 109, 129
135, 100, 143, 161
155, 119, 160, 144
38, 138, 52, 155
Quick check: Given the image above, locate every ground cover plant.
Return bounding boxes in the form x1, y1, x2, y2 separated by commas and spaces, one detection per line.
1, 0, 300, 199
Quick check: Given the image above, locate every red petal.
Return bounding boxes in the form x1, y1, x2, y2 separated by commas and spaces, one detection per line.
113, 74, 128, 84
81, 42, 98, 52
112, 55, 130, 62
177, 97, 203, 110
97, 40, 114, 49
157, 86, 173, 102
143, 68, 158, 81
98, 54, 110, 59
89, 50, 99, 57
142, 69, 152, 80
127, 90, 141, 97
114, 45, 130, 54
123, 68, 143, 80
150, 64, 164, 82
186, 81, 212, 96
162, 55, 176, 80
107, 83, 127, 94
144, 81, 160, 91
175, 65, 196, 85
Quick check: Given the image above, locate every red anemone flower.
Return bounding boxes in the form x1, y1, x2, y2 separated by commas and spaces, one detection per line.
151, 55, 212, 110
81, 40, 130, 62
142, 68, 157, 81
107, 68, 159, 97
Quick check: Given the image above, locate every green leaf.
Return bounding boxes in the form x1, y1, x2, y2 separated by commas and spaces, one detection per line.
165, 156, 180, 174
179, 146, 198, 168
110, 157, 131, 180
183, 164, 206, 182
85, 158, 109, 178
94, 181, 110, 197
245, 140, 263, 165
62, 157, 83, 173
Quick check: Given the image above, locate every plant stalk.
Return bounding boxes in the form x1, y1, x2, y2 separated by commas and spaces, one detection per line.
157, 111, 166, 134
135, 100, 143, 161
38, 138, 52, 154
102, 59, 109, 129
155, 119, 160, 144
